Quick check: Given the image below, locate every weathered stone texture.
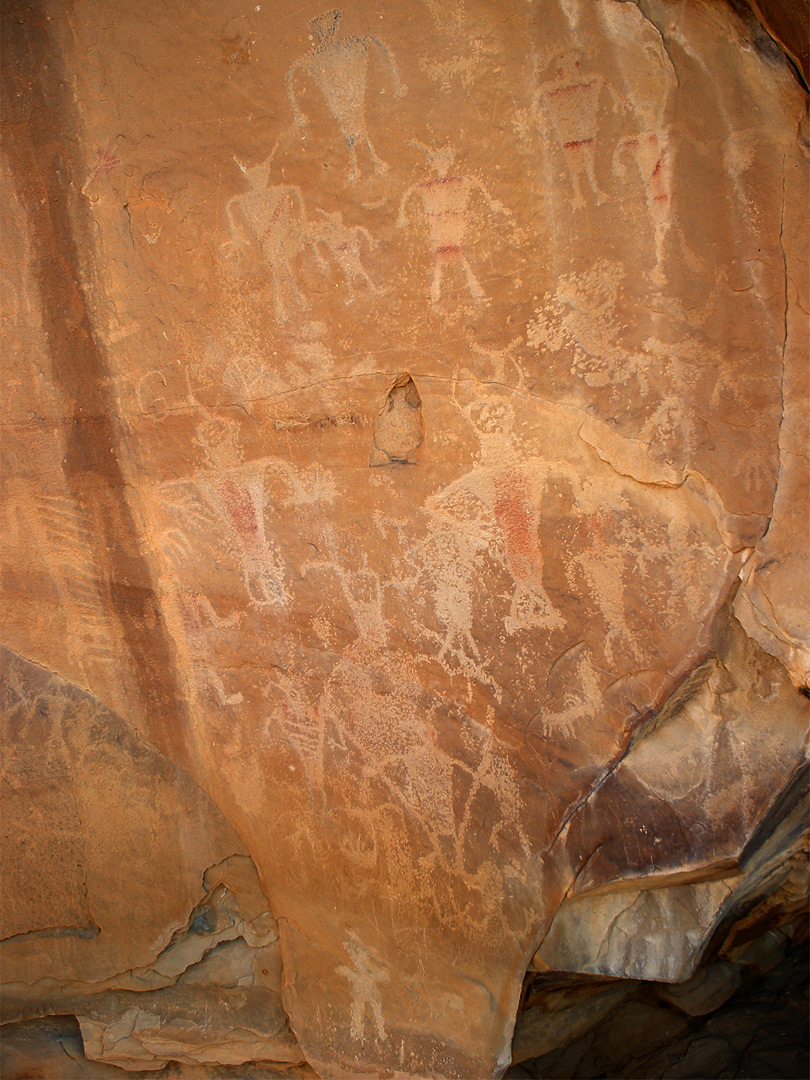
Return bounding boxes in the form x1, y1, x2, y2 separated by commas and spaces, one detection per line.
1, 0, 807, 1077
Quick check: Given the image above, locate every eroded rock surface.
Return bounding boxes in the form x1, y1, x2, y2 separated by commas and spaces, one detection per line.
1, 0, 807, 1077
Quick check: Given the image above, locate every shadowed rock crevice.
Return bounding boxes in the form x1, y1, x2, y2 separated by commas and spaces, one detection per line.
369, 372, 424, 465
0, 0, 194, 769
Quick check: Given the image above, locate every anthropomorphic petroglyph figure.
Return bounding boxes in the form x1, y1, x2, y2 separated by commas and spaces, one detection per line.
264, 668, 326, 788
613, 129, 701, 284
196, 414, 289, 609
421, 0, 466, 39
614, 129, 672, 281
225, 152, 307, 319
175, 591, 243, 706
426, 398, 563, 653
305, 209, 378, 300
534, 53, 620, 209
302, 524, 388, 647
527, 259, 651, 393
286, 8, 406, 182
336, 933, 390, 1041
398, 143, 509, 304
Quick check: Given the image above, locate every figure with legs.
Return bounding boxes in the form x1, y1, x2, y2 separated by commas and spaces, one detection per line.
533, 53, 620, 209
225, 151, 308, 320
398, 143, 509, 305
286, 9, 406, 182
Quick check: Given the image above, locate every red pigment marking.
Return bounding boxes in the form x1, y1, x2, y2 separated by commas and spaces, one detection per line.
651, 158, 664, 178
265, 193, 294, 231
436, 244, 463, 255
181, 597, 203, 632
653, 193, 669, 203
563, 137, 594, 150
545, 80, 594, 98
493, 469, 541, 580
586, 514, 604, 542
220, 478, 260, 539
421, 176, 465, 189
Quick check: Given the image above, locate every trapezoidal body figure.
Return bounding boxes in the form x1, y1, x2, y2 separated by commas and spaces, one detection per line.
286, 8, 406, 183
398, 143, 509, 306
534, 53, 620, 209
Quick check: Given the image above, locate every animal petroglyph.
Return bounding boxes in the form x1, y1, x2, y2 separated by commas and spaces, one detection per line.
225, 152, 307, 319
305, 210, 378, 300
369, 373, 423, 466
398, 143, 509, 304
286, 9, 406, 182
533, 53, 621, 209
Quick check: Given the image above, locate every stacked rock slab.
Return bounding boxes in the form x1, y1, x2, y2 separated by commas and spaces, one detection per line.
1, 1, 807, 1077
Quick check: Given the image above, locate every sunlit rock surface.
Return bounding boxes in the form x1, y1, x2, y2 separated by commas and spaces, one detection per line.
1, 0, 807, 1077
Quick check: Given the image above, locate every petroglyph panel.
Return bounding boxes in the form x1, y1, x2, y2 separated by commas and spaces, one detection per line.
2, 1, 807, 1078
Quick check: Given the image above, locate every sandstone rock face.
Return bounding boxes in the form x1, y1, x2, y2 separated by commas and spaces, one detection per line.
1, 1, 807, 1078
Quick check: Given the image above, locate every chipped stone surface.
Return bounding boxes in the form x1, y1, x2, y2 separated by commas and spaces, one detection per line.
1, 0, 807, 1077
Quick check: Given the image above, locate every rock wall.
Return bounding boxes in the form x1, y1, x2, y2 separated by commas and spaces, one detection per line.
1, 1, 807, 1077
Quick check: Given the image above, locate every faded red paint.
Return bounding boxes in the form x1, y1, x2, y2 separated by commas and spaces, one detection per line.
219, 477, 260, 540
421, 176, 465, 191
586, 513, 604, 542
179, 594, 204, 632
545, 80, 594, 99
647, 136, 670, 204
493, 468, 542, 581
